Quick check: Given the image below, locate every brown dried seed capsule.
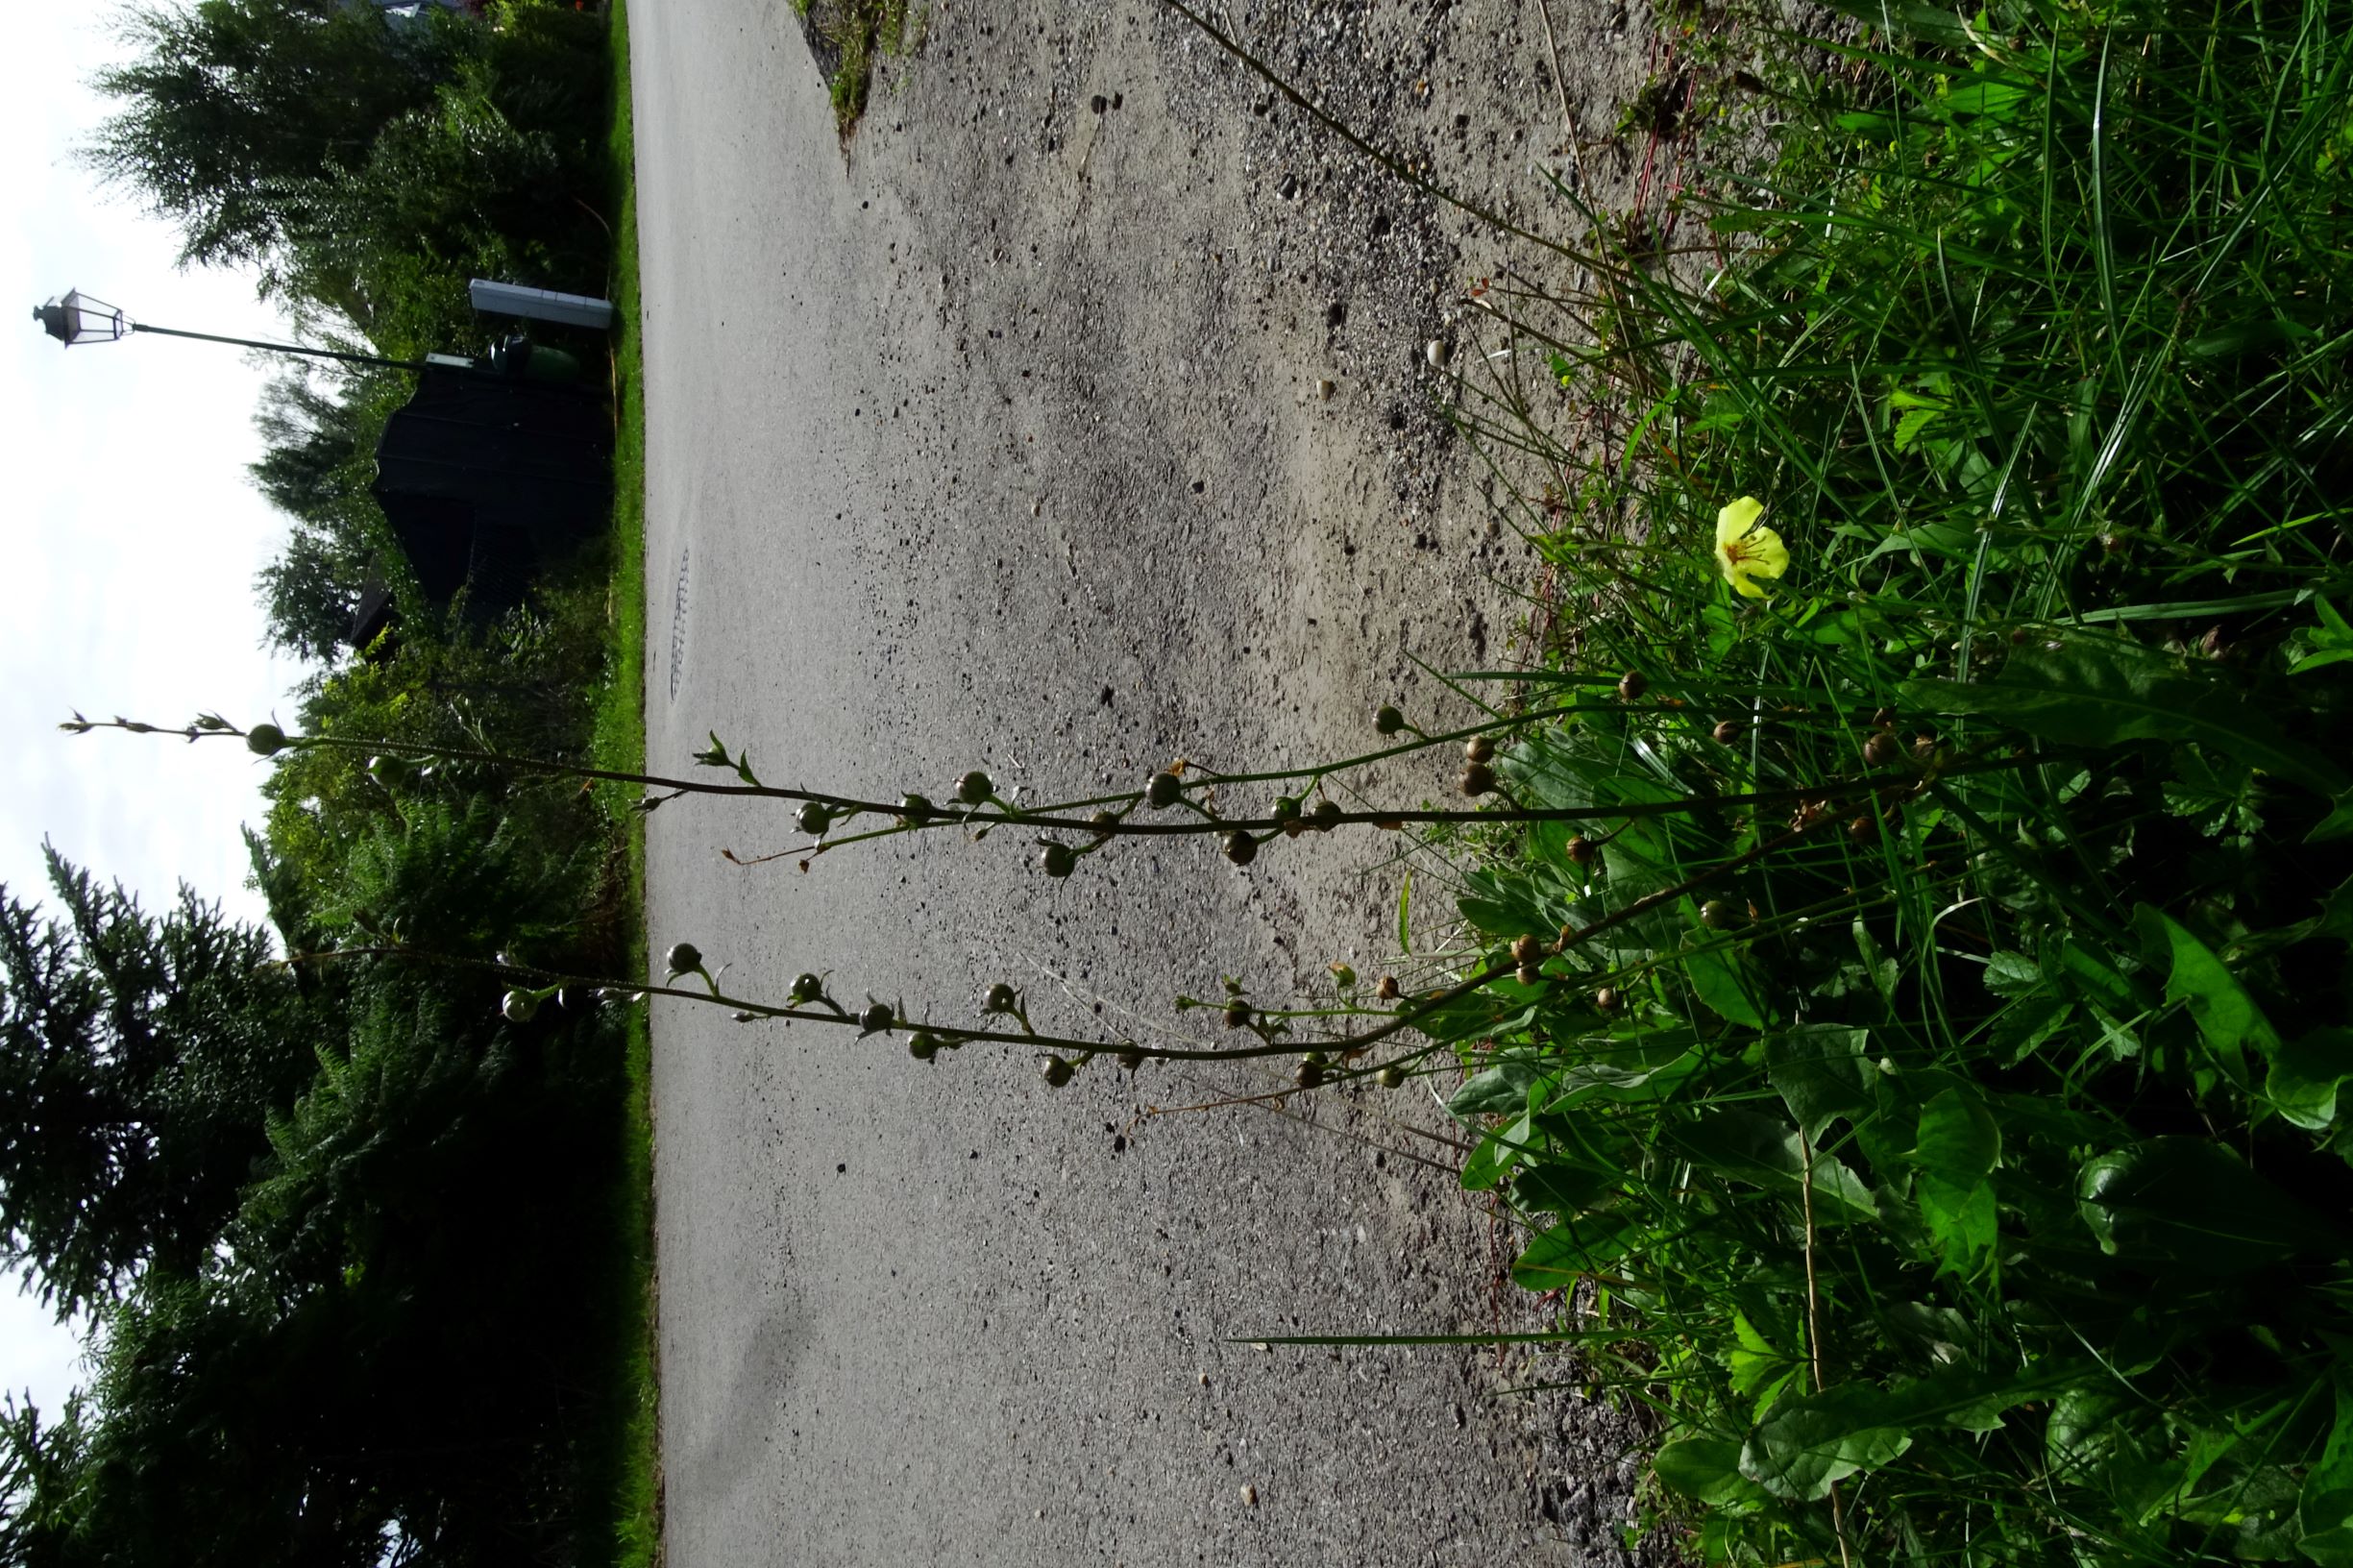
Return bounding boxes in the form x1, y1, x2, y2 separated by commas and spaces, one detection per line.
1309, 798, 1343, 831
1293, 1058, 1327, 1090
1566, 834, 1596, 866
1516, 964, 1544, 987
1863, 731, 1900, 768
1594, 987, 1622, 1012
1458, 762, 1498, 797
1872, 707, 1897, 729
1617, 671, 1648, 702
1375, 975, 1401, 1000
1848, 815, 1875, 844
1711, 719, 1742, 745
1511, 933, 1545, 966
1223, 829, 1259, 866
1222, 998, 1253, 1029
1463, 735, 1496, 763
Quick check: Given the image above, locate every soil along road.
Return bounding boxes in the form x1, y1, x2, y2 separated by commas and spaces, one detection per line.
631, 1, 1676, 1560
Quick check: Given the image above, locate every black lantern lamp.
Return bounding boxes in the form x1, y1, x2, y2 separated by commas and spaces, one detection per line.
32, 289, 131, 347
32, 284, 435, 373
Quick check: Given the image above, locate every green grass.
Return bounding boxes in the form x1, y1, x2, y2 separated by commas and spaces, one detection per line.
570, 2, 658, 1564
1363, 0, 2353, 1562
812, 0, 921, 137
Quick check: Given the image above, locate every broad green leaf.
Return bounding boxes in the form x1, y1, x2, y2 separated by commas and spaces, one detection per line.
1766, 1026, 1875, 1140
1900, 637, 2347, 797
1739, 1383, 1913, 1501
2076, 1138, 2341, 1273
1512, 1211, 1642, 1290
1512, 1164, 1615, 1217
1682, 942, 1773, 1029
1667, 1110, 1879, 1224
1913, 1088, 2001, 1276
1982, 949, 2044, 997
1654, 1435, 1769, 1508
2274, 1029, 2353, 1136
1448, 1048, 1553, 1120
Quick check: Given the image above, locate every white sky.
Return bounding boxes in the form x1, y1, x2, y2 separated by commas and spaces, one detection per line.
2, 8, 307, 1417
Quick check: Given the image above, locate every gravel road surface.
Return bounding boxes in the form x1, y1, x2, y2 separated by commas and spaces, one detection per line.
629, 2, 1678, 1561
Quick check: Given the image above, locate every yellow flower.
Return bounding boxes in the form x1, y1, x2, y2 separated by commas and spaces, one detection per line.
1713, 496, 1787, 599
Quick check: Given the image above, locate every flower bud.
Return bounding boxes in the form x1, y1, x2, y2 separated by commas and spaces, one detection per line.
1329, 962, 1358, 990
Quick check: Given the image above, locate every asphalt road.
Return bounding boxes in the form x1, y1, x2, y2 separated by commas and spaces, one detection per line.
629, 2, 1666, 1561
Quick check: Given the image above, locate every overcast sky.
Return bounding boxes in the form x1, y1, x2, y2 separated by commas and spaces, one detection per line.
3, 6, 306, 1417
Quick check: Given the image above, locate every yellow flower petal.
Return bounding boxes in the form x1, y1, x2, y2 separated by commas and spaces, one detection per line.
1712, 496, 1787, 598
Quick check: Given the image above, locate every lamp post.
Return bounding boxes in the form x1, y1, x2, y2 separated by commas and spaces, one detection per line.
32, 287, 440, 374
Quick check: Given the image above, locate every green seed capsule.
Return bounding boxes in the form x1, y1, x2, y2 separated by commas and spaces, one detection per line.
1145, 772, 1184, 808
1374, 704, 1406, 736
666, 942, 704, 977
859, 1002, 895, 1034
1294, 1058, 1326, 1090
1223, 830, 1259, 867
790, 972, 825, 1004
1042, 1057, 1075, 1088
1271, 796, 1302, 824
797, 801, 832, 835
1376, 1065, 1407, 1089
957, 770, 993, 804
245, 723, 287, 757
501, 990, 540, 1024
985, 983, 1019, 1014
1041, 843, 1078, 877
909, 1033, 940, 1061
1700, 899, 1739, 931
1310, 799, 1343, 831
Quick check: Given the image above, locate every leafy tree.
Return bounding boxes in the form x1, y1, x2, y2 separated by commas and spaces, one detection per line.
0, 849, 316, 1318
248, 368, 409, 663
86, 0, 462, 290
